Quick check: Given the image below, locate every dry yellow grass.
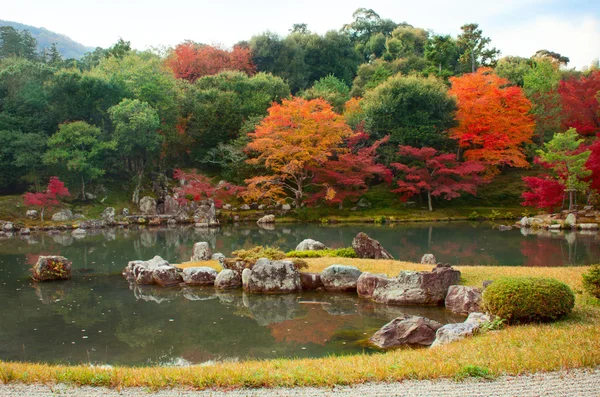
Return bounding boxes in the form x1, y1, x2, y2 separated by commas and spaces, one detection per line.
1, 259, 597, 389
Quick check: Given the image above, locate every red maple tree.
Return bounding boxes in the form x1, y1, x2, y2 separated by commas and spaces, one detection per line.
308, 134, 392, 208
166, 42, 255, 82
173, 169, 244, 208
449, 67, 535, 175
558, 70, 600, 136
23, 177, 70, 221
391, 146, 485, 211
520, 176, 565, 212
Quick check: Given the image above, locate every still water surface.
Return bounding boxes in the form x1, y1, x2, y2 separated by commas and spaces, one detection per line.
0, 222, 597, 366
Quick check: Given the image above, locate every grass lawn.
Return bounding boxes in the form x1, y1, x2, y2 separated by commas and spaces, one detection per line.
1, 259, 598, 389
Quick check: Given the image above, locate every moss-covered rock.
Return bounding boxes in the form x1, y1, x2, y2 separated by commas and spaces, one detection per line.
482, 277, 574, 324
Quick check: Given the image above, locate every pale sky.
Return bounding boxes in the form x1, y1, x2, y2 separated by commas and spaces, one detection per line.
2, 0, 600, 69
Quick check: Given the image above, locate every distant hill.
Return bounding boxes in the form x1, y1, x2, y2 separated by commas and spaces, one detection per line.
0, 20, 96, 59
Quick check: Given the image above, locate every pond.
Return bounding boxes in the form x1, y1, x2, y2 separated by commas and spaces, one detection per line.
0, 222, 598, 366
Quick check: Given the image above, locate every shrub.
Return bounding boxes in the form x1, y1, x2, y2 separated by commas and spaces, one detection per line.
583, 264, 600, 299
454, 365, 495, 381
286, 247, 357, 258
482, 277, 575, 324
231, 246, 286, 265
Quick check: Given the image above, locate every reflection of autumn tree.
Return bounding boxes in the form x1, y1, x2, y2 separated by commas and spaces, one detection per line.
520, 237, 570, 267
268, 306, 354, 346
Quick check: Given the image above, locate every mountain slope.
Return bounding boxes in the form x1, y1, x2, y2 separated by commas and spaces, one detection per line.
0, 20, 96, 59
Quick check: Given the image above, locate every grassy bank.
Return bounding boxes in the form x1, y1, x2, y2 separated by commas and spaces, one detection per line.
1, 260, 598, 390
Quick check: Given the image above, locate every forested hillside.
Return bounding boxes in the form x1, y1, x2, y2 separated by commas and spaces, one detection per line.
1, 8, 599, 216
0, 20, 94, 59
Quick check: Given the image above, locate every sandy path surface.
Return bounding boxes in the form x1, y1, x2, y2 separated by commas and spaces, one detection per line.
1, 368, 599, 396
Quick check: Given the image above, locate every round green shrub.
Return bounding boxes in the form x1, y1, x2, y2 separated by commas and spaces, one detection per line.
582, 264, 600, 299
482, 277, 575, 324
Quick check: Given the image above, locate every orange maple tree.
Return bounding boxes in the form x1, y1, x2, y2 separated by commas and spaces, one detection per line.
166, 42, 255, 82
449, 67, 535, 175
243, 97, 353, 207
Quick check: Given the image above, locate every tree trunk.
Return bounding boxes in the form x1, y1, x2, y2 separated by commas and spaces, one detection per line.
132, 172, 143, 204
81, 176, 86, 201
427, 190, 433, 212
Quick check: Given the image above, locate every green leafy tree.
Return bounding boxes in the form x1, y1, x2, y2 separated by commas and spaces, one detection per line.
537, 128, 591, 210
424, 34, 459, 76
523, 59, 562, 144
302, 75, 350, 113
457, 23, 500, 72
363, 74, 457, 151
494, 56, 533, 87
385, 26, 429, 59
44, 121, 115, 199
108, 98, 162, 204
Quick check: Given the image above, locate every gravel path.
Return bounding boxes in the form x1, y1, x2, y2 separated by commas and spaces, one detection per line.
1, 368, 599, 396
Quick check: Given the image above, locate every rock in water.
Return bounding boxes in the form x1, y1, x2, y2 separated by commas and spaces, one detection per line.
182, 267, 218, 286
32, 255, 72, 281
139, 196, 157, 215
352, 232, 393, 259
445, 285, 482, 315
564, 213, 577, 228
420, 254, 437, 264
295, 239, 327, 251
191, 242, 212, 261
214, 269, 242, 289
243, 259, 302, 294
370, 315, 443, 348
101, 207, 116, 223
152, 266, 184, 287
320, 265, 363, 292
300, 272, 324, 290
257, 214, 275, 225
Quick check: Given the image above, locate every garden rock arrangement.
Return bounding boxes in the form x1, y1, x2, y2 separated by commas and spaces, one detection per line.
352, 232, 394, 259
445, 285, 483, 315
431, 312, 491, 347
517, 208, 600, 231
191, 242, 212, 261
31, 255, 72, 281
357, 264, 461, 305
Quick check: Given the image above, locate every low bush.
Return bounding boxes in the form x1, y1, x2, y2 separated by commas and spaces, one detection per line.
583, 264, 600, 299
286, 247, 357, 258
482, 277, 575, 324
231, 246, 287, 265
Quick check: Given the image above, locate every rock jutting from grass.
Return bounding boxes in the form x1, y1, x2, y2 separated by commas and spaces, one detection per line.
352, 232, 394, 259
295, 239, 328, 251
420, 254, 437, 264
445, 285, 483, 315
357, 264, 461, 305
32, 255, 72, 281
431, 312, 491, 347
370, 314, 443, 348
320, 265, 363, 292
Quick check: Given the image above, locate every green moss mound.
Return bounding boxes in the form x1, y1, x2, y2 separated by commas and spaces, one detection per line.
583, 264, 600, 299
286, 247, 357, 258
482, 277, 575, 324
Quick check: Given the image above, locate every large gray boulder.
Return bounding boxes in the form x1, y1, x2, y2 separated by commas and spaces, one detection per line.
31, 255, 72, 281
139, 196, 157, 215
242, 259, 302, 294
445, 285, 482, 315
352, 232, 393, 259
182, 267, 218, 286
295, 239, 327, 251
194, 200, 219, 227
357, 264, 460, 306
320, 265, 363, 292
214, 269, 242, 289
564, 213, 577, 228
101, 207, 116, 223
52, 209, 73, 222
370, 315, 443, 348
191, 242, 212, 261
431, 312, 491, 347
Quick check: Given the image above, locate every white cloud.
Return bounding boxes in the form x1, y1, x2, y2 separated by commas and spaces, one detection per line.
490, 15, 600, 69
